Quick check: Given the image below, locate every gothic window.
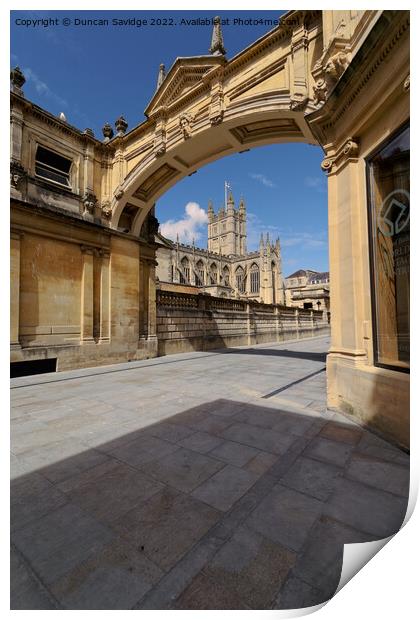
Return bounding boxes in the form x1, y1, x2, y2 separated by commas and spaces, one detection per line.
209, 263, 218, 285
35, 145, 71, 188
196, 260, 205, 286
235, 266, 245, 293
180, 257, 190, 284
367, 122, 409, 371
250, 264, 260, 294
222, 265, 230, 287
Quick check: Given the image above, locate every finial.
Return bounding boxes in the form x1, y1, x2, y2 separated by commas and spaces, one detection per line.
208, 199, 214, 212
260, 233, 264, 249
115, 115, 128, 136
102, 122, 114, 142
176, 233, 179, 244
209, 16, 226, 56
227, 190, 234, 204
10, 66, 25, 95
59, 112, 67, 122
239, 196, 245, 211
156, 63, 166, 91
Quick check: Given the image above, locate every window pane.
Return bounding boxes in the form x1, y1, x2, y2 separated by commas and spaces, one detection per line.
368, 125, 409, 370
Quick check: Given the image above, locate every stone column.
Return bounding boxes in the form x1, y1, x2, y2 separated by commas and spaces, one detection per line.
80, 245, 95, 343
99, 250, 110, 342
147, 259, 157, 340
10, 231, 22, 348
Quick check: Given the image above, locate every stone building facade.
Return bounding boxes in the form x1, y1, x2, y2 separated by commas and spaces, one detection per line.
284, 269, 330, 321
156, 192, 285, 304
10, 10, 410, 447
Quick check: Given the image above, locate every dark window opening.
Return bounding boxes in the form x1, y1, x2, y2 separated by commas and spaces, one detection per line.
35, 145, 71, 188
11, 358, 57, 378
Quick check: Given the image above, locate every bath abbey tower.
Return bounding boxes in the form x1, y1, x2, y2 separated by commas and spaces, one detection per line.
155, 191, 285, 304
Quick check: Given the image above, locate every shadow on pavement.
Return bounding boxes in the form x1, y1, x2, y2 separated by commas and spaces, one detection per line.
11, 398, 409, 610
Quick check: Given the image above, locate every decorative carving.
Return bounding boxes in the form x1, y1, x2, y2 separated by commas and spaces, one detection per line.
102, 122, 114, 142
10, 161, 27, 189
155, 143, 166, 157
321, 158, 334, 173
179, 113, 195, 139
115, 115, 128, 136
114, 188, 124, 200
321, 138, 359, 174
342, 139, 359, 158
156, 63, 166, 91
83, 128, 95, 137
324, 52, 350, 81
82, 192, 97, 215
313, 78, 328, 106
403, 75, 410, 92
141, 212, 160, 242
10, 66, 25, 95
210, 113, 224, 126
312, 51, 350, 107
101, 201, 112, 219
289, 94, 309, 111
209, 16, 226, 56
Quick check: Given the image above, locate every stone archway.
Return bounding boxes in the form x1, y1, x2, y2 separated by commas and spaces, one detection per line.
109, 11, 324, 236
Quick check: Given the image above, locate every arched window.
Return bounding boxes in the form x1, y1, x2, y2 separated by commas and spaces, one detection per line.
209, 263, 218, 285
235, 266, 245, 293
250, 264, 260, 294
195, 260, 205, 286
222, 265, 230, 287
180, 257, 190, 284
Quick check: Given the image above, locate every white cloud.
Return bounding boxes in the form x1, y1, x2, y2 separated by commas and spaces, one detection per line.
160, 202, 208, 244
23, 67, 68, 109
249, 173, 277, 188
304, 176, 327, 193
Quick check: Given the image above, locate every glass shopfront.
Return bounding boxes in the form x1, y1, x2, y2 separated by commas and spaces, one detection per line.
367, 124, 410, 371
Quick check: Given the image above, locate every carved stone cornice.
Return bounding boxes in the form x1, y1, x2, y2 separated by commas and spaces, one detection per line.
321, 138, 359, 174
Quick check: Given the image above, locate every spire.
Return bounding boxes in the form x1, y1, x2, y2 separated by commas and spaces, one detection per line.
209, 16, 226, 56
239, 196, 246, 214
275, 237, 280, 253
156, 63, 166, 91
266, 233, 270, 247
259, 233, 264, 251
208, 199, 214, 215
227, 190, 234, 205
227, 190, 234, 214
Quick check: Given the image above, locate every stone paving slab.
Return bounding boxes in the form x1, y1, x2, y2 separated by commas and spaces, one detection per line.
10, 336, 410, 610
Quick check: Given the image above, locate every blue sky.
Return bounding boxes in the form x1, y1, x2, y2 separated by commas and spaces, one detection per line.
10, 9, 328, 274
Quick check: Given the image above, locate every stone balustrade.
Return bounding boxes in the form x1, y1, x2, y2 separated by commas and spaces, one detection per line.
156, 290, 329, 356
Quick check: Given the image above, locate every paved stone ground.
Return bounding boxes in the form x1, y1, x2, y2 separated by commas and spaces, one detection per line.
10, 336, 409, 610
